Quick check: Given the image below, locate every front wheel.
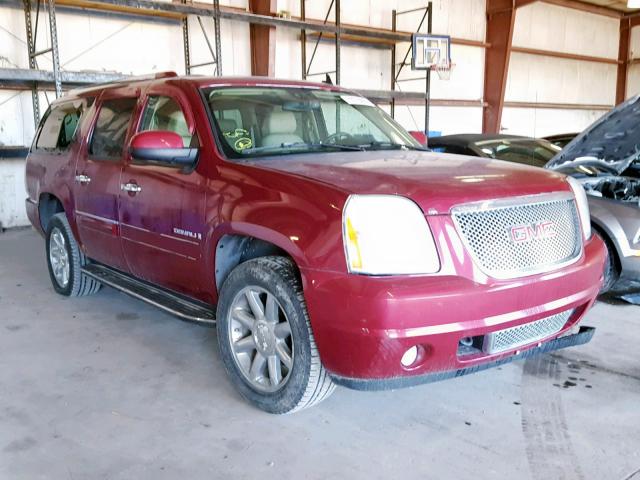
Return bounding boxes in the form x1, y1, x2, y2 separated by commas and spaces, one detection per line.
216, 256, 335, 414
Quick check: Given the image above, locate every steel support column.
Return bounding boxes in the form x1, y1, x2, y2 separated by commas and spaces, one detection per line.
300, 0, 306, 79
425, 2, 432, 135
249, 0, 275, 76
482, 0, 516, 134
616, 17, 630, 105
23, 0, 40, 125
335, 0, 340, 84
47, 0, 62, 97
213, 0, 222, 76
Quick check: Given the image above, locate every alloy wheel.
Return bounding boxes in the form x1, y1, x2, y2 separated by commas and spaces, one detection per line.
49, 227, 70, 288
227, 286, 294, 392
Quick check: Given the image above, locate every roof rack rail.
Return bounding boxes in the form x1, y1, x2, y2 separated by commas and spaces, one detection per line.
125, 71, 178, 81
64, 71, 179, 97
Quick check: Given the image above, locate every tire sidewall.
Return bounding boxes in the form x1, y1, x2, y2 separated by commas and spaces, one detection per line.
45, 214, 77, 296
216, 259, 312, 414
598, 233, 620, 294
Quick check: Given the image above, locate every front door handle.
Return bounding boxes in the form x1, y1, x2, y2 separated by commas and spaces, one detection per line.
121, 182, 142, 193
75, 174, 91, 184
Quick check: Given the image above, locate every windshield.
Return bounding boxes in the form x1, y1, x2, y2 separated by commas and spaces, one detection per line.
473, 138, 561, 168
201, 86, 422, 159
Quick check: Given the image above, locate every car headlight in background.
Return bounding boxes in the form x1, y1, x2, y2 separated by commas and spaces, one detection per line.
343, 195, 440, 275
566, 176, 592, 241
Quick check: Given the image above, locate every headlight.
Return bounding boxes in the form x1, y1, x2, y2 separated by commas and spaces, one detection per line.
566, 176, 592, 241
342, 195, 440, 275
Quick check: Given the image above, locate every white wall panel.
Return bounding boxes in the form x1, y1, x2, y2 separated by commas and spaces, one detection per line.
505, 52, 617, 106
0, 7, 27, 69
393, 105, 482, 135
513, 2, 618, 59
627, 64, 640, 98
630, 26, 640, 60
397, 44, 484, 100
501, 107, 604, 138
0, 158, 29, 229
276, 0, 485, 40
628, 27, 640, 99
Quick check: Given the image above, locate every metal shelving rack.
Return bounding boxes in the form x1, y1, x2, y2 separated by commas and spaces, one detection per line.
391, 2, 432, 131
182, 0, 222, 76
300, 0, 341, 85
22, 0, 62, 125
3, 0, 439, 130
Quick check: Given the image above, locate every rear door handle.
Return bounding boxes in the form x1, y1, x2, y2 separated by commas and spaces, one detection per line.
121, 182, 142, 193
75, 174, 91, 184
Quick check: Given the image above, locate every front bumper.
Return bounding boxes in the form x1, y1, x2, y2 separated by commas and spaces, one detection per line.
301, 235, 606, 385
332, 326, 595, 390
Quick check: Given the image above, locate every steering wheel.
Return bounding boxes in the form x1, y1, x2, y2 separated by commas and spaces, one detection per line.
324, 131, 355, 145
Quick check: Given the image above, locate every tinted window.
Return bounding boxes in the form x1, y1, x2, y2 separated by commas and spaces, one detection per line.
430, 145, 469, 155
139, 96, 191, 147
473, 138, 561, 168
90, 98, 137, 160
36, 101, 85, 150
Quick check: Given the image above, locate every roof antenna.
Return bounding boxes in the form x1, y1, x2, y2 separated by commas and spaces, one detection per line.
323, 74, 333, 85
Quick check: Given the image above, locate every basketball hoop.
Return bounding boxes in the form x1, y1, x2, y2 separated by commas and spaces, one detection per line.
433, 61, 455, 81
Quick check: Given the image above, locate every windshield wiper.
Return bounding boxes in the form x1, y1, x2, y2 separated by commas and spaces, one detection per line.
359, 141, 430, 152
240, 141, 364, 155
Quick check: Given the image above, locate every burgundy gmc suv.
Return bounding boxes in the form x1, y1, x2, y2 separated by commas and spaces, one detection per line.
25, 73, 605, 413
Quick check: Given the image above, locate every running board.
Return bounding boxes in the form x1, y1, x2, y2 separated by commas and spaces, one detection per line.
82, 264, 216, 326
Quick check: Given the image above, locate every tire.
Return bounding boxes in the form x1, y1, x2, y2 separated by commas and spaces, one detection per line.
216, 256, 335, 414
45, 212, 101, 297
599, 233, 620, 294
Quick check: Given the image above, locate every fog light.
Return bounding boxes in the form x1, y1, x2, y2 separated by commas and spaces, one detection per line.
459, 337, 473, 347
401, 346, 418, 367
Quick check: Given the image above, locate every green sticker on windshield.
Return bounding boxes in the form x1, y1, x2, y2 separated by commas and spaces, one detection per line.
224, 128, 249, 139
234, 137, 252, 151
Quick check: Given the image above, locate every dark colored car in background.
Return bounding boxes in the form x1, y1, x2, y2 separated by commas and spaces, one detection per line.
430, 126, 640, 292
544, 133, 578, 149
428, 134, 561, 169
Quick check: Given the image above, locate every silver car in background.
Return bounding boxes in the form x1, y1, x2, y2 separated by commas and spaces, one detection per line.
547, 95, 640, 292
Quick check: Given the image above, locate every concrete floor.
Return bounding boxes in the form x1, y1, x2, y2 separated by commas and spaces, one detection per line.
1, 228, 639, 480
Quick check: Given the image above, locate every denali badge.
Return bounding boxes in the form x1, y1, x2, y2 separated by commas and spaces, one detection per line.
509, 221, 557, 244
173, 228, 202, 240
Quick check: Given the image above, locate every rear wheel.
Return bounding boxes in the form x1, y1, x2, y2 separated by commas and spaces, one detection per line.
216, 256, 335, 414
45, 213, 101, 297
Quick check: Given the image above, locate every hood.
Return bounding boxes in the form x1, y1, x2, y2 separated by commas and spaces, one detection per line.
546, 94, 640, 174
245, 150, 570, 214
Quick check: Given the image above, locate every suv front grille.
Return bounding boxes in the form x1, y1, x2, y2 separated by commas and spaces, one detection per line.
483, 309, 574, 354
451, 193, 582, 279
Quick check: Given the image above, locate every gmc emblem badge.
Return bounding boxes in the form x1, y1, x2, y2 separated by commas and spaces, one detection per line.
509, 221, 557, 244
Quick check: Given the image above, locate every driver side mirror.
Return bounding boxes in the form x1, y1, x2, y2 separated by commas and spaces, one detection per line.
129, 130, 198, 170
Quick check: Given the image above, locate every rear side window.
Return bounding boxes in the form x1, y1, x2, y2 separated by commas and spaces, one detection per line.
36, 101, 86, 150
90, 98, 137, 160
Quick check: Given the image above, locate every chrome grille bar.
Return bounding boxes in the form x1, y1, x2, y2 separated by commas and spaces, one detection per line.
451, 192, 582, 279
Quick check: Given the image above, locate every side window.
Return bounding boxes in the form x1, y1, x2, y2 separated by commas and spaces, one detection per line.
139, 96, 191, 147
35, 101, 85, 151
90, 98, 137, 160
